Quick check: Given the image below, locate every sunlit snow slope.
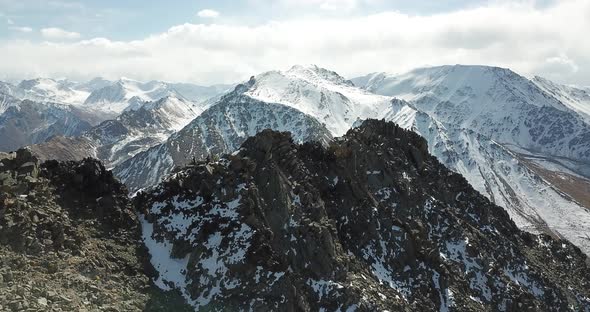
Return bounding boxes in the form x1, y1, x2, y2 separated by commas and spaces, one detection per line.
353, 65, 590, 254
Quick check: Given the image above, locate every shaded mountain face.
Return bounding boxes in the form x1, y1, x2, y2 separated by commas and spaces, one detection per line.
352, 65, 590, 254
0, 149, 192, 311
29, 95, 201, 168
0, 100, 107, 152
136, 120, 590, 311
114, 81, 333, 191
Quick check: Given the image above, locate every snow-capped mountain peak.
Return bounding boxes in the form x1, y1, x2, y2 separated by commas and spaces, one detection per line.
354, 64, 560, 109
15, 77, 90, 105
351, 64, 590, 254
245, 64, 392, 135
84, 78, 174, 113
11, 65, 590, 257
138, 95, 201, 131
82, 78, 225, 114
286, 64, 355, 86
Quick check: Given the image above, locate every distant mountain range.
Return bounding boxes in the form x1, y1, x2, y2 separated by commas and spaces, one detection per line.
4, 65, 590, 256
118, 65, 590, 255
29, 95, 204, 168
82, 77, 231, 113
0, 76, 231, 111
0, 77, 233, 153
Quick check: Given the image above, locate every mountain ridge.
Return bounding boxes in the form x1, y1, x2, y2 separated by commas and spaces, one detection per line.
16, 64, 590, 256
135, 119, 590, 311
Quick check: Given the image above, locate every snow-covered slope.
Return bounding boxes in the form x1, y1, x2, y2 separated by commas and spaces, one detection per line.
0, 80, 115, 152
353, 65, 590, 254
88, 95, 201, 167
113, 65, 590, 255
83, 78, 178, 113
0, 78, 95, 109
245, 65, 391, 135
16, 78, 90, 105
114, 65, 390, 191
381, 99, 590, 253
0, 76, 230, 115
12, 65, 589, 255
167, 82, 233, 104
114, 79, 332, 191
0, 90, 20, 115
0, 81, 18, 101
356, 65, 590, 168
1, 76, 228, 156
533, 76, 590, 122
83, 78, 230, 113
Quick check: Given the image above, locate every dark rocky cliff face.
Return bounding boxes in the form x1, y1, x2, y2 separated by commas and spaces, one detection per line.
136, 119, 590, 311
0, 149, 191, 311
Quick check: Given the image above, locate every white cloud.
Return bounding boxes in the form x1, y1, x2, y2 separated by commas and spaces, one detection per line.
6, 18, 14, 25
40, 27, 81, 40
197, 9, 220, 18
10, 26, 33, 33
0, 0, 589, 86
537, 53, 580, 82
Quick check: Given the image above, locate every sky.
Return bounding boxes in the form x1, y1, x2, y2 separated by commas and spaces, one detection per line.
0, 0, 588, 86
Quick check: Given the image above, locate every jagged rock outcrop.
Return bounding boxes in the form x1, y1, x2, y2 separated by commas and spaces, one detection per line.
0, 149, 191, 311
136, 119, 590, 311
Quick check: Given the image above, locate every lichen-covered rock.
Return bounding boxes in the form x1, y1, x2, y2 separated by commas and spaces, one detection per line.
136, 119, 590, 311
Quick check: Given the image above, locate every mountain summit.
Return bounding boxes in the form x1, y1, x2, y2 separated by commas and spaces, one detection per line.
245, 64, 391, 135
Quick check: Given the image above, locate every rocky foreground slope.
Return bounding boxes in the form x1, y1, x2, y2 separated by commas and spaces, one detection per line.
0, 149, 191, 311
136, 120, 590, 311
